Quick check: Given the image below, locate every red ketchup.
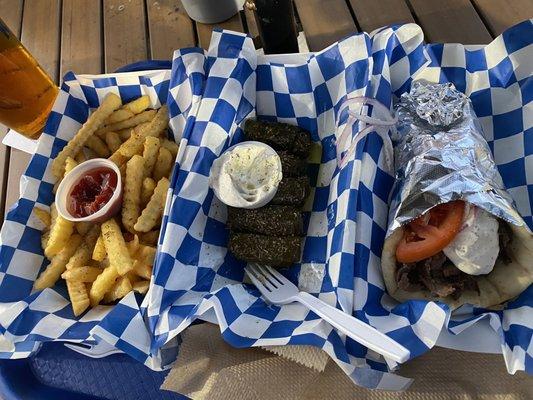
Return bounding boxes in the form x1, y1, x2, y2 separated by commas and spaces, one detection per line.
67, 167, 118, 218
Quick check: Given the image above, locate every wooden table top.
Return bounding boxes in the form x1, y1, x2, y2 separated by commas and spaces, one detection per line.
0, 0, 532, 395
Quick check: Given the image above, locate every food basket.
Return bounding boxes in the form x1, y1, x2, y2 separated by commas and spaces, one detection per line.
0, 20, 531, 397
147, 20, 533, 390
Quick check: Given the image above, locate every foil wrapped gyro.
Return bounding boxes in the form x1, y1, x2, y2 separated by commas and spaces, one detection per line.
381, 80, 533, 309
388, 80, 525, 235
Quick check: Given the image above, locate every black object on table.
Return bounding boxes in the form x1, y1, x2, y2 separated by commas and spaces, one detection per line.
248, 0, 299, 54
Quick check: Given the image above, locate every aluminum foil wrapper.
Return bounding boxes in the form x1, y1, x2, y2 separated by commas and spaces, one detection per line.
387, 80, 526, 236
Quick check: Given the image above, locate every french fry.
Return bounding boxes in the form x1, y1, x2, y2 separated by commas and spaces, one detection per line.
62, 266, 102, 282
122, 155, 145, 232
41, 230, 50, 251
105, 131, 121, 153
122, 95, 150, 114
133, 280, 150, 294
74, 150, 87, 164
44, 204, 58, 249
126, 234, 140, 257
33, 207, 51, 228
141, 177, 156, 207
76, 221, 91, 236
64, 156, 78, 175
92, 234, 106, 261
136, 244, 156, 266
119, 162, 127, 181
115, 123, 150, 158
108, 151, 129, 168
142, 136, 160, 178
108, 124, 147, 168
95, 109, 156, 136
45, 215, 75, 258
53, 155, 79, 193
67, 279, 90, 316
101, 219, 134, 275
65, 226, 100, 271
126, 271, 141, 283
133, 261, 153, 280
99, 256, 110, 268
134, 177, 169, 232
86, 135, 110, 158
89, 259, 102, 268
160, 139, 179, 158
139, 230, 159, 246
90, 264, 119, 306
117, 106, 168, 158
103, 276, 132, 303
34, 234, 83, 290
105, 109, 134, 125
153, 147, 172, 181
147, 105, 169, 134
85, 147, 99, 160
52, 93, 122, 178
118, 128, 132, 141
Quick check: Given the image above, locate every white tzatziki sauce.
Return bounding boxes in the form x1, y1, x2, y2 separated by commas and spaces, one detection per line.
443, 203, 500, 275
209, 141, 282, 209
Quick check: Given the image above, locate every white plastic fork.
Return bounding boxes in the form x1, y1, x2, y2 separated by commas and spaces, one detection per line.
63, 340, 122, 358
245, 264, 410, 363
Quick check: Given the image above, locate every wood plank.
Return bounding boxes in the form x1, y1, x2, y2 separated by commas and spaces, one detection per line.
103, 0, 148, 72
146, 0, 195, 59
61, 0, 103, 76
348, 0, 414, 32
0, 0, 24, 219
243, 6, 261, 48
5, 0, 60, 214
0, 0, 24, 35
293, 0, 357, 51
408, 0, 492, 44
196, 13, 245, 49
20, 0, 61, 82
472, 0, 533, 37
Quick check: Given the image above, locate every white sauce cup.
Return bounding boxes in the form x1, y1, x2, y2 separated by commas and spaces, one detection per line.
209, 141, 282, 209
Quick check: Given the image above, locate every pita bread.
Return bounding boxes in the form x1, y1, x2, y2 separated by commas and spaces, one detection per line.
381, 222, 533, 309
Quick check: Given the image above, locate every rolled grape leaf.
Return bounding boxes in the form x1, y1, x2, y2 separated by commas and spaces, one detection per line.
228, 205, 303, 236
228, 232, 301, 267
244, 119, 311, 158
271, 176, 310, 206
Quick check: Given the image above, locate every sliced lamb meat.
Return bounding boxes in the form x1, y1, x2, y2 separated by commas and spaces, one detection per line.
396, 252, 478, 299
396, 263, 423, 292
498, 220, 512, 264
442, 263, 462, 278
394, 218, 512, 300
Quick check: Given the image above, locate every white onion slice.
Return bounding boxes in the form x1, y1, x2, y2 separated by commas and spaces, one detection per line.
335, 97, 396, 170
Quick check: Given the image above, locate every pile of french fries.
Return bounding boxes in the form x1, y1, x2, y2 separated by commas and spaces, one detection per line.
33, 94, 178, 316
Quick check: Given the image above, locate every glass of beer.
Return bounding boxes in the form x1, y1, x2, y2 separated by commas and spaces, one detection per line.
0, 18, 58, 139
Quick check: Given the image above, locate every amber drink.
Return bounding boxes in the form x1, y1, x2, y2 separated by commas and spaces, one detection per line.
0, 18, 58, 138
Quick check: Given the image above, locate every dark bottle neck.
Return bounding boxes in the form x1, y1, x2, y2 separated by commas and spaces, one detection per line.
253, 0, 299, 54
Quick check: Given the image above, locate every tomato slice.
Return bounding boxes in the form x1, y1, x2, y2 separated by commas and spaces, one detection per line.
396, 201, 465, 263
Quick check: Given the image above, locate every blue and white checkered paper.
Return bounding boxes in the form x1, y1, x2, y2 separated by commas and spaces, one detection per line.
0, 69, 175, 368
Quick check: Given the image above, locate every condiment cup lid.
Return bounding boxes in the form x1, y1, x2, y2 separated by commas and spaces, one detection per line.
55, 158, 123, 223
